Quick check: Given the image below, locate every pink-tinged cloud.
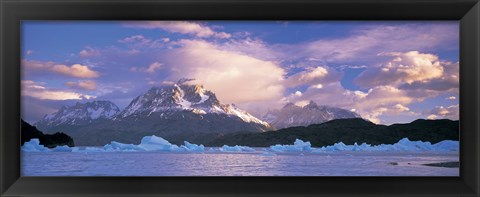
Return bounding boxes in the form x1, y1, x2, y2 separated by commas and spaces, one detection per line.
22, 80, 96, 100
64, 80, 97, 91
145, 62, 163, 73
164, 39, 285, 105
22, 59, 100, 78
51, 64, 100, 78
283, 66, 342, 88
355, 51, 445, 88
277, 23, 458, 64
129, 62, 163, 74
424, 105, 459, 120
123, 21, 231, 39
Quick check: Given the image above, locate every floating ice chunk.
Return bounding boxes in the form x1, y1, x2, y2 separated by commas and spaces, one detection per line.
181, 141, 205, 152
432, 140, 459, 151
390, 138, 433, 151
137, 135, 183, 151
21, 139, 49, 152
104, 141, 144, 152
270, 139, 312, 152
52, 145, 72, 152
219, 145, 256, 152
312, 138, 459, 152
102, 135, 205, 152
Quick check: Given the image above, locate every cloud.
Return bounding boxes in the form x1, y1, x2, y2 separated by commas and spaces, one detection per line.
145, 62, 163, 73
284, 66, 342, 88
219, 38, 281, 61
446, 96, 456, 100
355, 51, 444, 88
64, 80, 97, 91
130, 62, 164, 74
26, 50, 33, 55
276, 23, 458, 64
22, 80, 96, 100
398, 61, 458, 92
118, 35, 169, 49
123, 21, 231, 39
79, 47, 101, 57
51, 64, 100, 78
22, 59, 100, 78
163, 39, 285, 105
424, 105, 459, 120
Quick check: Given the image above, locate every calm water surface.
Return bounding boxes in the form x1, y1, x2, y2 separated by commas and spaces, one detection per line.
21, 150, 459, 176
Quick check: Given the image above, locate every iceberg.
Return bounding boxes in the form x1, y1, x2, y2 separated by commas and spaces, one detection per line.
218, 145, 256, 152
432, 140, 459, 151
312, 138, 459, 152
102, 135, 204, 152
22, 136, 459, 154
21, 139, 50, 152
270, 139, 312, 152
182, 141, 205, 152
22, 139, 73, 152
52, 145, 72, 152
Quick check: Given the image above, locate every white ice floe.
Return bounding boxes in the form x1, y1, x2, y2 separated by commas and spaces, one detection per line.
22, 139, 73, 152
218, 145, 256, 152
22, 136, 459, 153
52, 145, 73, 152
270, 139, 312, 152
22, 139, 50, 152
312, 138, 459, 153
103, 135, 205, 152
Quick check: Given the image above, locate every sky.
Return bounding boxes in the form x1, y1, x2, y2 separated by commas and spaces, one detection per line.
21, 21, 460, 125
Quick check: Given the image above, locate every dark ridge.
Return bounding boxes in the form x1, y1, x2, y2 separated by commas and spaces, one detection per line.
21, 119, 75, 148
204, 118, 459, 147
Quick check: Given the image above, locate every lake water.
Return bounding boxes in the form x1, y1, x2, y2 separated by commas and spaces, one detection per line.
21, 150, 459, 176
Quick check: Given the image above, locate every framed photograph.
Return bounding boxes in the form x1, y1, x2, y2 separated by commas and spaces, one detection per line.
1, 0, 479, 196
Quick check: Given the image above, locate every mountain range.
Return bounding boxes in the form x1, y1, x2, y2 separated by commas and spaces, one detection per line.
31, 79, 459, 147
36, 80, 277, 145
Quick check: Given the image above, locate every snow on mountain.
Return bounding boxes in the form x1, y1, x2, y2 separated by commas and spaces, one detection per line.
116, 79, 270, 127
263, 101, 361, 129
36, 100, 120, 129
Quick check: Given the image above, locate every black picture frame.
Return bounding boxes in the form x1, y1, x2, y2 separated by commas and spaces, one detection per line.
1, 0, 479, 196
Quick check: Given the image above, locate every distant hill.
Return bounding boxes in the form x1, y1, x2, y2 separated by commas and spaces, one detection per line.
22, 119, 74, 148
204, 118, 459, 147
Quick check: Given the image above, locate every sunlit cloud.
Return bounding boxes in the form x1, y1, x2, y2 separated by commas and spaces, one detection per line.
424, 105, 459, 120
22, 80, 96, 100
355, 51, 444, 87
22, 59, 100, 78
284, 66, 342, 88
446, 96, 456, 100
164, 39, 285, 105
130, 62, 163, 74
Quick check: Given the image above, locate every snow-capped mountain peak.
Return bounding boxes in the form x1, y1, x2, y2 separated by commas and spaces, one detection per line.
117, 81, 221, 118
116, 81, 270, 127
263, 101, 361, 129
36, 100, 120, 129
